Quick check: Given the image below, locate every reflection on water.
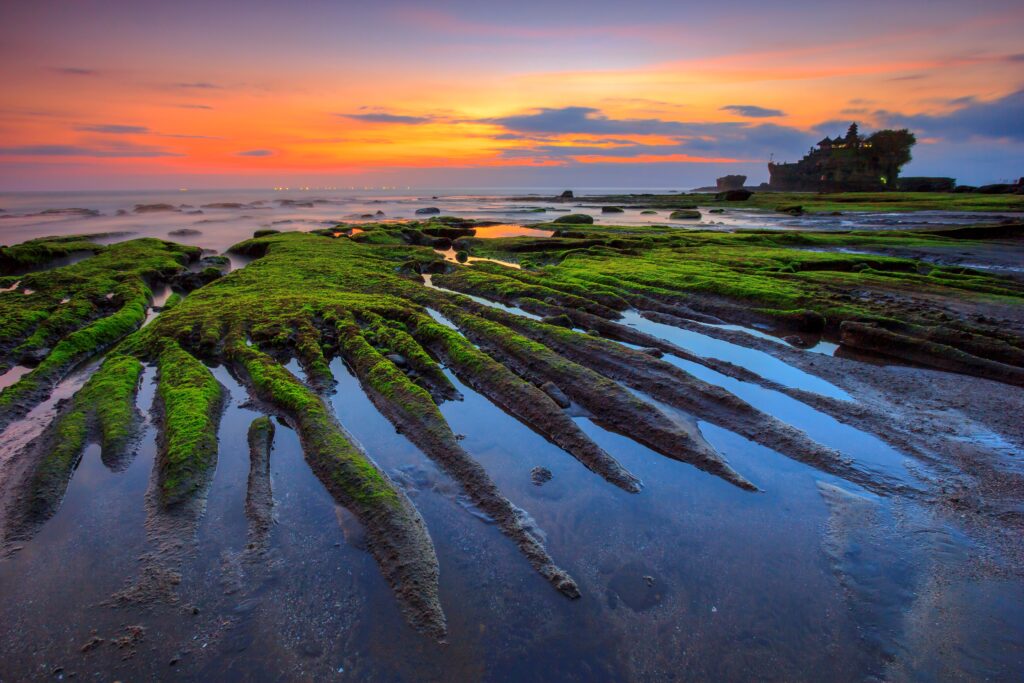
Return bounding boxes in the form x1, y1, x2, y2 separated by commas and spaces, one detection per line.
0, 343, 1017, 679
620, 310, 851, 401
435, 248, 522, 269
471, 224, 554, 238
0, 365, 31, 390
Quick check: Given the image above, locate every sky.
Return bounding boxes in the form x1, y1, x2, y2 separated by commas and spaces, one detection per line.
1, 0, 1022, 190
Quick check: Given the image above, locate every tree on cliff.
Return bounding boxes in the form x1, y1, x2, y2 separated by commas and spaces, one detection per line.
867, 129, 916, 184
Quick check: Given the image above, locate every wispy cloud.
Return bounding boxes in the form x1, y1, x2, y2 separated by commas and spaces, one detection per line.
52, 67, 97, 76
163, 133, 220, 139
75, 124, 150, 134
236, 149, 273, 157
73, 123, 218, 140
177, 103, 214, 110
720, 104, 785, 118
340, 112, 435, 124
0, 143, 182, 158
171, 82, 222, 90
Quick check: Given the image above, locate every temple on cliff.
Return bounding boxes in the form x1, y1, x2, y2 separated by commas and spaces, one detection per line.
768, 123, 916, 191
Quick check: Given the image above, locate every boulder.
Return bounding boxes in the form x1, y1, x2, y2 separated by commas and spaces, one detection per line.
541, 314, 574, 329
669, 209, 701, 220
530, 466, 553, 486
552, 214, 594, 225
715, 174, 747, 191
716, 189, 752, 201
540, 381, 571, 408
415, 207, 441, 215
558, 190, 574, 199
601, 206, 624, 213
134, 203, 179, 213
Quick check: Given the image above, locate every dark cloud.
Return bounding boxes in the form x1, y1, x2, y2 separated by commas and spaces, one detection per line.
52, 67, 97, 76
880, 89, 1024, 142
720, 104, 785, 118
236, 149, 273, 157
482, 106, 688, 135
177, 104, 213, 110
492, 133, 536, 141
75, 124, 150, 134
482, 107, 808, 162
1005, 53, 1024, 62
0, 144, 181, 157
681, 122, 812, 158
340, 112, 434, 124
485, 107, 815, 162
886, 74, 926, 81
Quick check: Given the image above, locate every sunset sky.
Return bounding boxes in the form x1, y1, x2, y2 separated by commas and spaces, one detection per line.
1, 0, 1022, 190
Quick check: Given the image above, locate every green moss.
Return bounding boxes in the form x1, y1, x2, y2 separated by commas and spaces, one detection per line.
0, 235, 106, 275
230, 342, 399, 507
360, 313, 458, 399
156, 341, 224, 506
1, 238, 199, 391
89, 354, 145, 450
0, 284, 149, 413
163, 292, 183, 310
29, 404, 89, 501
337, 316, 443, 422
26, 353, 143, 515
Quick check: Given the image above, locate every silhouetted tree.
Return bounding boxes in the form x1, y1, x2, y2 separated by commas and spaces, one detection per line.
867, 129, 916, 185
